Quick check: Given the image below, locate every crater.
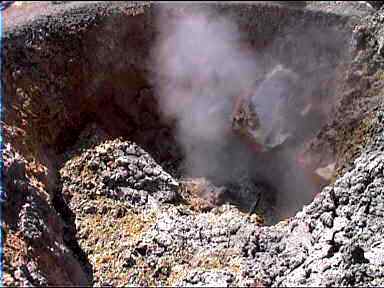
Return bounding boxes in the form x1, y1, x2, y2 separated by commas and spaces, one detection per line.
3, 2, 374, 285
3, 2, 356, 222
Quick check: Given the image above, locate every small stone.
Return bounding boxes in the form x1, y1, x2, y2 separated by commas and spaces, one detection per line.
320, 212, 334, 228
315, 163, 336, 182
84, 206, 97, 214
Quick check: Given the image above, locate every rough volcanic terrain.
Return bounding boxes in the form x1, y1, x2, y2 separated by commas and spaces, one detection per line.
2, 1, 384, 287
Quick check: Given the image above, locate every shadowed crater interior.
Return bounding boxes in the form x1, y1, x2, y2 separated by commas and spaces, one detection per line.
3, 2, 353, 228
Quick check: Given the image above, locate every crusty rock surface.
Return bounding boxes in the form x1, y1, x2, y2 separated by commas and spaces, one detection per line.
2, 1, 384, 287
60, 139, 179, 211
59, 138, 262, 286
57, 117, 384, 286
2, 144, 91, 286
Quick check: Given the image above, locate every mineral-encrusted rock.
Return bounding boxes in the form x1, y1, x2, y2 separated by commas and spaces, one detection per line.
3, 1, 384, 287
2, 144, 91, 286
56, 108, 384, 286
59, 139, 181, 285
60, 138, 179, 211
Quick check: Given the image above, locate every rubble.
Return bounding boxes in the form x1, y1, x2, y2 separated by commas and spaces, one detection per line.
2, 144, 91, 286
56, 115, 384, 286
60, 138, 179, 212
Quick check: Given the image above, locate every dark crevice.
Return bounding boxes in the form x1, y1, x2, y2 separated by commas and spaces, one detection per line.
51, 171, 94, 284
53, 112, 97, 155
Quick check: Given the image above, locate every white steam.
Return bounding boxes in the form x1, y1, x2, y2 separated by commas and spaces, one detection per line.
150, 7, 345, 216
152, 10, 264, 178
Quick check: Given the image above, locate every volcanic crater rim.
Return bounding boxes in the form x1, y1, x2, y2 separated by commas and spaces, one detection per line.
3, 2, 358, 224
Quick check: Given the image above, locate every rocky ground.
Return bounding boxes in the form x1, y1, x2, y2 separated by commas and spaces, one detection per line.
55, 111, 384, 287
4, 111, 384, 286
3, 1, 384, 287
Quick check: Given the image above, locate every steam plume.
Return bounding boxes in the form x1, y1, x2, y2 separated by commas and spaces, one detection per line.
150, 6, 347, 217
152, 8, 263, 179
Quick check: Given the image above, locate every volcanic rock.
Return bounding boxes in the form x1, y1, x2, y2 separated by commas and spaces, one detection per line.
3, 1, 384, 287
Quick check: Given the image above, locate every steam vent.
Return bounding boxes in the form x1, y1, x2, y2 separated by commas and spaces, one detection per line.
3, 1, 384, 286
